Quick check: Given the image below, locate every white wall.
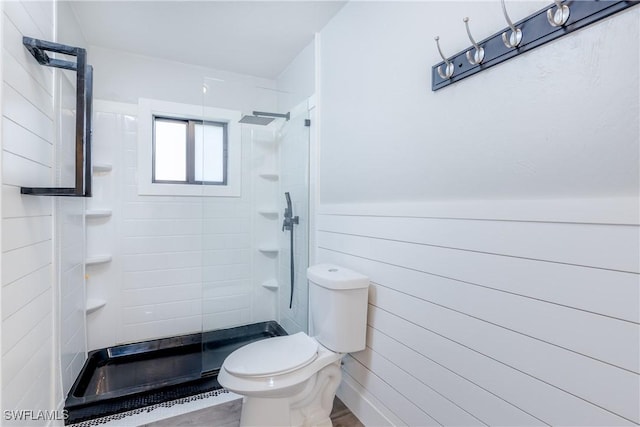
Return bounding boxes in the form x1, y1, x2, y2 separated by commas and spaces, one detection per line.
89, 46, 277, 109
317, 2, 639, 426
319, 2, 638, 203
277, 40, 315, 112
1, 0, 88, 418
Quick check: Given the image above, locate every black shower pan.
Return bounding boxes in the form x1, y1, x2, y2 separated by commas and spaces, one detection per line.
65, 321, 287, 424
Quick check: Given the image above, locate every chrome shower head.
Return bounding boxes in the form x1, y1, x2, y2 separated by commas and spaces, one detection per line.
238, 110, 290, 125
238, 115, 275, 125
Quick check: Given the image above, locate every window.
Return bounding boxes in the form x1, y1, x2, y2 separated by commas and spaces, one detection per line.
153, 117, 227, 185
138, 98, 241, 197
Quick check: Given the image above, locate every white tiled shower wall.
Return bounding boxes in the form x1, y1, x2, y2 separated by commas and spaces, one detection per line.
85, 45, 317, 349
87, 103, 281, 348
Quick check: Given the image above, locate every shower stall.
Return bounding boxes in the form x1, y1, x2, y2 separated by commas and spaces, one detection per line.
65, 78, 312, 422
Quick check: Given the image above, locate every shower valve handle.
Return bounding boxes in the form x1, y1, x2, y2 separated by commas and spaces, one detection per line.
282, 192, 299, 231
282, 214, 299, 231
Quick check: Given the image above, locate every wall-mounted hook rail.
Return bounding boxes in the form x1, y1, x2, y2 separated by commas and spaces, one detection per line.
463, 17, 484, 65
547, 0, 570, 27
432, 1, 638, 91
501, 0, 523, 48
434, 36, 455, 79
20, 37, 93, 196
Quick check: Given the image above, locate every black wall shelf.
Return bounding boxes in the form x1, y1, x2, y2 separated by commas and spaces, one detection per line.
21, 37, 93, 196
432, 0, 639, 91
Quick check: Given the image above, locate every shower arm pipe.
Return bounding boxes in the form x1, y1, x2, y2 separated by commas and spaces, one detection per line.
253, 111, 290, 121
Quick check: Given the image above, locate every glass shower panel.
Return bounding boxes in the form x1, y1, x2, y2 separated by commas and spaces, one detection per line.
199, 77, 310, 374
277, 103, 310, 335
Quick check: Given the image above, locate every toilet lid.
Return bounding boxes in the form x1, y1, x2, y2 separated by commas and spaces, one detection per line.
224, 332, 318, 377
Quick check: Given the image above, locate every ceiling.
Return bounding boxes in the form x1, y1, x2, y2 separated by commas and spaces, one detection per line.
69, 1, 346, 79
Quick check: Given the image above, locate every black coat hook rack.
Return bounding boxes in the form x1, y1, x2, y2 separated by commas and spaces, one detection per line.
432, 0, 639, 91
21, 37, 94, 196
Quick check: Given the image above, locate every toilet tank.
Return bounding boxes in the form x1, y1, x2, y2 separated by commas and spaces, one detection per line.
307, 264, 369, 353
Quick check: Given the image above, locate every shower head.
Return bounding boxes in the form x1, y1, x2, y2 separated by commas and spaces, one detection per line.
239, 115, 275, 125
238, 110, 290, 125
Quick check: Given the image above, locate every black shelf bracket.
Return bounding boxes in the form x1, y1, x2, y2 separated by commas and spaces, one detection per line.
432, 0, 639, 91
21, 37, 93, 197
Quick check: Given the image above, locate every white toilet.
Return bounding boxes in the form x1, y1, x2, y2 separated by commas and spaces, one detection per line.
218, 264, 369, 427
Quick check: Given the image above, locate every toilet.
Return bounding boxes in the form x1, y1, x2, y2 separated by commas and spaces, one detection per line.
218, 264, 369, 427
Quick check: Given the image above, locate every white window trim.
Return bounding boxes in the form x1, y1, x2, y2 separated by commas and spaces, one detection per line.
137, 98, 241, 197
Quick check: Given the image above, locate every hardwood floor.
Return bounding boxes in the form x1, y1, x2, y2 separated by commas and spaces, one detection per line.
144, 396, 363, 427
330, 397, 364, 427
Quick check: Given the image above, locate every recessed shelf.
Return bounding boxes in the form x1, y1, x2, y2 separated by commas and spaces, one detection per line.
93, 163, 112, 173
86, 255, 112, 265
258, 246, 279, 254
86, 298, 107, 314
262, 279, 279, 290
257, 207, 279, 217
85, 209, 112, 218
258, 172, 279, 180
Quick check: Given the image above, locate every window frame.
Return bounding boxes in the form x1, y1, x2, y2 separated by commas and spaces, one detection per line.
152, 116, 228, 186
137, 98, 241, 197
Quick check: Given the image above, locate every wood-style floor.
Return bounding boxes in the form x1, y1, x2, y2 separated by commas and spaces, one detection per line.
330, 397, 365, 427
144, 396, 363, 427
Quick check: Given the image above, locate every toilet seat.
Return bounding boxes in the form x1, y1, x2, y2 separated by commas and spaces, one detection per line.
224, 332, 318, 378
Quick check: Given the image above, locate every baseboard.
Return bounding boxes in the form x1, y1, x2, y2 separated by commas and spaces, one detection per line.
337, 368, 402, 427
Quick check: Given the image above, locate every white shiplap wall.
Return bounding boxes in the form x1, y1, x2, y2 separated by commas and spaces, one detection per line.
2, 0, 87, 413
319, 201, 639, 426
1, 0, 56, 420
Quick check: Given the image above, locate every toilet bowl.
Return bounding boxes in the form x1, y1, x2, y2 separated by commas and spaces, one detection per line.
218, 333, 343, 426
218, 264, 369, 427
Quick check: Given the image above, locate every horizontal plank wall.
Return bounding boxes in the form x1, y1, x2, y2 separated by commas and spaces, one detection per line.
319, 202, 640, 426
1, 0, 56, 420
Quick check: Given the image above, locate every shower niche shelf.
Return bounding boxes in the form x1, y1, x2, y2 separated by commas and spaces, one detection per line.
93, 163, 112, 173
258, 172, 279, 181
86, 255, 112, 266
258, 246, 279, 254
257, 207, 279, 217
261, 279, 279, 290
85, 209, 112, 218
86, 298, 107, 314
